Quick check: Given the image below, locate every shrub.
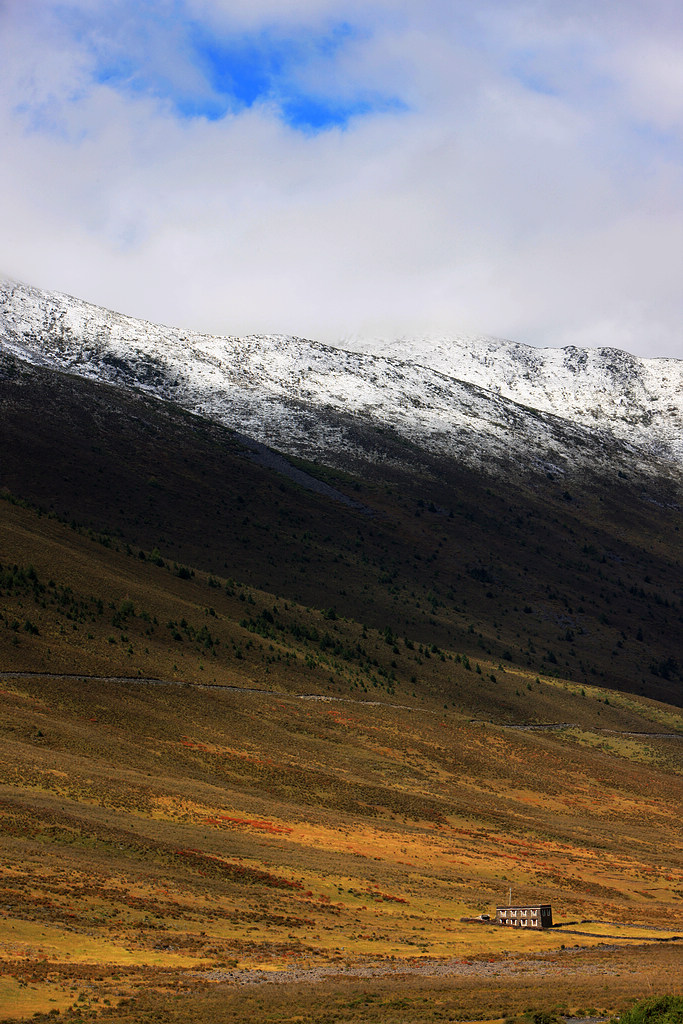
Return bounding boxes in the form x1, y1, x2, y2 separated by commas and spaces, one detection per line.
617, 996, 683, 1024
532, 1013, 562, 1024
149, 547, 164, 567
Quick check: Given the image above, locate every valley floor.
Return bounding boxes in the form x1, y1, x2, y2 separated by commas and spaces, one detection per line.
1, 664, 682, 1022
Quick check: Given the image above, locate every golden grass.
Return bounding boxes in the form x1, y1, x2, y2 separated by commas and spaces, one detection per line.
0, 978, 75, 1020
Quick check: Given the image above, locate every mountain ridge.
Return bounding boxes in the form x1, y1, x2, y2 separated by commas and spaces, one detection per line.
2, 277, 681, 485
340, 331, 683, 458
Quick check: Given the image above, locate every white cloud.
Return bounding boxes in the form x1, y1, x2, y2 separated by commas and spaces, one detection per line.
0, 1, 682, 358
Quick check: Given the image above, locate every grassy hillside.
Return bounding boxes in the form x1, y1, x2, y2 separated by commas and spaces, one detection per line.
1, 356, 682, 1022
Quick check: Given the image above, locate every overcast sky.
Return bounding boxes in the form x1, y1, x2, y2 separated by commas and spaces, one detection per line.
1, 0, 682, 357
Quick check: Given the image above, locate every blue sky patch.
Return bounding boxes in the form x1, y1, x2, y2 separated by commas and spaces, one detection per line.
80, 8, 404, 133
282, 93, 406, 133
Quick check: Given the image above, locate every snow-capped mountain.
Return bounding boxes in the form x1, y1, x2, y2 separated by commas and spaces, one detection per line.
1, 278, 682, 483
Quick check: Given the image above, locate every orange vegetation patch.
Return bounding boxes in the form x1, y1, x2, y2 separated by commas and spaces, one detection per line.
360, 889, 409, 905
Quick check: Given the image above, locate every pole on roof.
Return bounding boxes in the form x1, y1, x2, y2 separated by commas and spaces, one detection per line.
508, 887, 512, 906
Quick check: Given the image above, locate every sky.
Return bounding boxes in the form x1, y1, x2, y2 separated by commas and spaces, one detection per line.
1, 0, 682, 358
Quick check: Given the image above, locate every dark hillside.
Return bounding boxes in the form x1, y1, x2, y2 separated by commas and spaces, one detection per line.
1, 352, 681, 705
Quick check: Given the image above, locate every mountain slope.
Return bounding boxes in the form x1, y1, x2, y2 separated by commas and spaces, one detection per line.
2, 278, 681, 484
2, 351, 682, 706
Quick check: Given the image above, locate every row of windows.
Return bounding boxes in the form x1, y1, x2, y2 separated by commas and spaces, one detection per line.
497, 908, 550, 915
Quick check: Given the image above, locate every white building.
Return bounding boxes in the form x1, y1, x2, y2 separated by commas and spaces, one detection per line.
495, 904, 553, 929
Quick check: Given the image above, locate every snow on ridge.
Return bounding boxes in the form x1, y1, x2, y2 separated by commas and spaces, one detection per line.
336, 332, 683, 460
1, 277, 682, 481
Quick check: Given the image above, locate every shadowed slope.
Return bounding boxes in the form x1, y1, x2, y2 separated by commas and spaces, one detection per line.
1, 352, 682, 705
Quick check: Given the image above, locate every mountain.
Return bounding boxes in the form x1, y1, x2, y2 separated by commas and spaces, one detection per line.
1, 280, 682, 707
2, 278, 682, 486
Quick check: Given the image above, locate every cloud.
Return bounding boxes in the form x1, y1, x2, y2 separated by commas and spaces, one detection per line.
0, 0, 682, 358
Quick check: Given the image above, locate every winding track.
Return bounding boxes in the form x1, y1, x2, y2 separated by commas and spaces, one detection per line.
2, 671, 682, 738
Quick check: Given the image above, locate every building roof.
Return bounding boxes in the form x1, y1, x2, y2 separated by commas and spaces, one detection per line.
495, 905, 551, 911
